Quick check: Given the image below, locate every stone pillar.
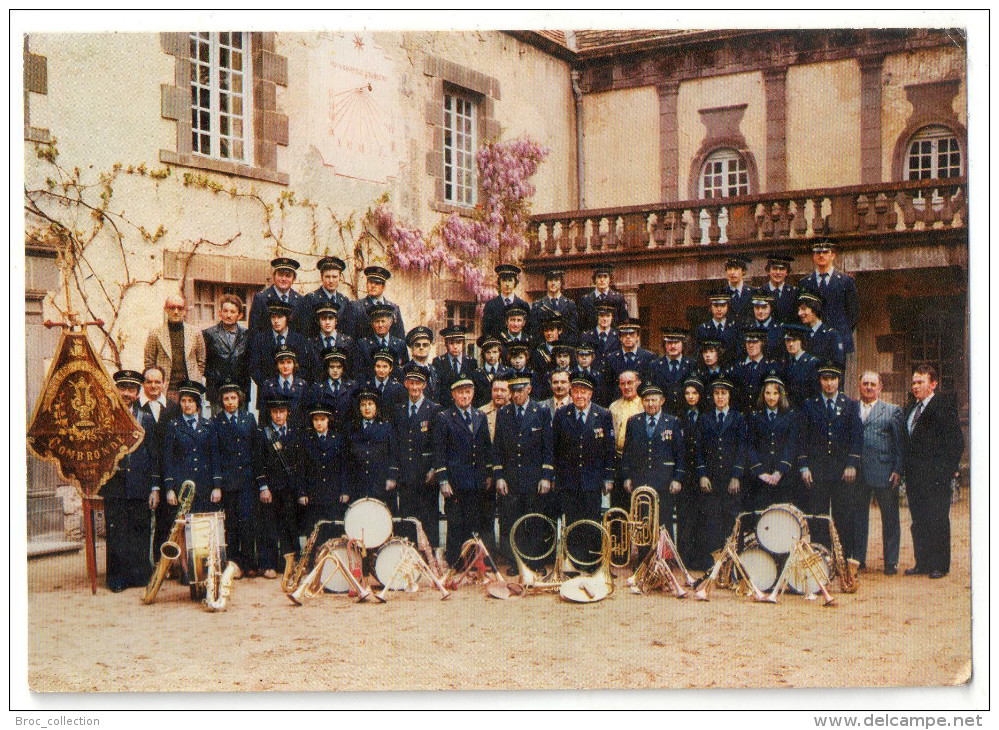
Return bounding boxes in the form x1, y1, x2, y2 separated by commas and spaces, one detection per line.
859, 55, 885, 185
763, 66, 788, 193
658, 80, 680, 202
618, 284, 640, 318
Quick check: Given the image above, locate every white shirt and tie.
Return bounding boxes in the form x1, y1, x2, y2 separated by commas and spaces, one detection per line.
408, 397, 424, 419
908, 393, 934, 434
860, 399, 877, 423
139, 391, 167, 421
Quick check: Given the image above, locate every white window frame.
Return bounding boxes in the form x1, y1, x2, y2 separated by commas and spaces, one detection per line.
904, 125, 963, 181
699, 148, 749, 199
443, 90, 478, 207
189, 31, 253, 164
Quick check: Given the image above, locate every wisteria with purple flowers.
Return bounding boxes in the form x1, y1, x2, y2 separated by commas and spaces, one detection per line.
368, 136, 549, 302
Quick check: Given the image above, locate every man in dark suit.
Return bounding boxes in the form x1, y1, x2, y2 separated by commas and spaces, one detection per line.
433, 324, 478, 408
646, 327, 695, 416
394, 364, 443, 547
552, 374, 616, 527
761, 253, 799, 325
604, 318, 655, 384
797, 240, 860, 355
731, 327, 780, 412
531, 268, 579, 343
797, 362, 863, 555
854, 371, 904, 575
797, 291, 845, 369
351, 265, 406, 341
578, 263, 630, 333
300, 256, 355, 339
724, 254, 756, 325
902, 365, 964, 579
433, 378, 495, 564
202, 293, 250, 410
355, 304, 408, 380
103, 370, 160, 592
248, 301, 310, 393
306, 301, 356, 382
695, 290, 741, 359
482, 264, 531, 340
247, 257, 305, 336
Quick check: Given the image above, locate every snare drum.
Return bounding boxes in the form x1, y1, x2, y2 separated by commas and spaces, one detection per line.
787, 543, 832, 595
756, 503, 809, 555
319, 539, 356, 594
343, 498, 393, 550
184, 512, 226, 598
373, 538, 420, 591
738, 542, 779, 592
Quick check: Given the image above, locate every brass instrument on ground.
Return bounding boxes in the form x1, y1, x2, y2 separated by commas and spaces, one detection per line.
203, 521, 238, 612
765, 540, 837, 606
558, 519, 615, 603
826, 515, 860, 593
374, 539, 450, 602
602, 507, 632, 569
140, 480, 196, 605
403, 516, 447, 579
692, 514, 768, 602
601, 486, 662, 569
443, 534, 502, 590
509, 512, 565, 592
629, 531, 689, 598
282, 519, 334, 595
288, 538, 376, 605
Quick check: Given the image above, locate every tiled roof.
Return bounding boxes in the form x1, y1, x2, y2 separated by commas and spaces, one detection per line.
573, 29, 706, 52
509, 29, 745, 59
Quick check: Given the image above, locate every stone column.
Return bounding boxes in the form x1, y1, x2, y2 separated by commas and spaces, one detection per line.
658, 80, 680, 203
763, 66, 788, 193
859, 55, 885, 185
618, 284, 640, 318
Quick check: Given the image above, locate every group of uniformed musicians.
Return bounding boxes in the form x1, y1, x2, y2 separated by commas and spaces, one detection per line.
101, 240, 943, 593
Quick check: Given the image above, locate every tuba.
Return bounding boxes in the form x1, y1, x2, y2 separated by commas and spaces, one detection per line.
602, 507, 632, 568
629, 486, 660, 554
509, 512, 564, 592
558, 519, 615, 603
140, 480, 196, 605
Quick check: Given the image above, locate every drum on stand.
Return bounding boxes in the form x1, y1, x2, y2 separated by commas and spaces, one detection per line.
343, 498, 393, 550
184, 512, 226, 600
374, 538, 421, 591
755, 503, 809, 555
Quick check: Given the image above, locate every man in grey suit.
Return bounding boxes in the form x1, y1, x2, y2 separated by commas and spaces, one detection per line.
853, 371, 903, 575
538, 368, 573, 420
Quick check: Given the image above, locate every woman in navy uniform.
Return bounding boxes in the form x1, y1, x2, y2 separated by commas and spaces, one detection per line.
298, 404, 350, 532
393, 364, 442, 547
692, 337, 732, 393
695, 378, 748, 561
780, 324, 821, 408
748, 291, 786, 360
695, 290, 742, 358
162, 380, 221, 514
309, 347, 356, 435
260, 345, 310, 427
365, 348, 407, 425
433, 378, 495, 565
347, 387, 399, 511
356, 304, 409, 380
745, 376, 800, 512
677, 376, 705, 569
211, 382, 261, 578
731, 327, 780, 413
306, 301, 355, 382
103, 370, 160, 592
255, 398, 302, 573
796, 291, 845, 369
472, 334, 511, 408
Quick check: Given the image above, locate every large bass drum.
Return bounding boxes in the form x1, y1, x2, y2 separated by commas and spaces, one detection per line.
756, 503, 809, 555
373, 538, 421, 591
343, 498, 393, 550
319, 539, 357, 594
738, 541, 779, 593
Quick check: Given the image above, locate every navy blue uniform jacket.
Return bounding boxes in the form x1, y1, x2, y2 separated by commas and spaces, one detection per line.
249, 329, 310, 387
247, 286, 306, 336
432, 407, 494, 491
746, 409, 800, 478
348, 420, 399, 499
212, 410, 261, 492
696, 409, 748, 483
351, 296, 406, 341
553, 403, 616, 492
393, 398, 441, 486
102, 407, 161, 500
797, 394, 863, 482
255, 423, 302, 494
162, 415, 221, 501
798, 269, 860, 354
492, 400, 555, 493
482, 295, 532, 340
578, 290, 629, 333
621, 411, 685, 489
299, 431, 349, 504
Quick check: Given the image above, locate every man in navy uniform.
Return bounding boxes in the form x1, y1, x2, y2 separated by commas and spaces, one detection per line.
621, 383, 685, 536
578, 263, 630, 333
404, 326, 441, 405
365, 348, 408, 423
647, 327, 695, 416
529, 313, 564, 380
798, 240, 859, 356
260, 345, 310, 427
301, 256, 354, 339
306, 301, 356, 382
497, 302, 534, 349
762, 253, 799, 324
780, 324, 821, 408
531, 268, 578, 343
732, 326, 780, 412
571, 342, 612, 408
433, 378, 495, 565
748, 290, 785, 360
724, 254, 756, 325
540, 368, 573, 419
604, 318, 655, 384
493, 374, 555, 569
248, 300, 310, 393
482, 264, 531, 340
351, 265, 406, 341
310, 347, 357, 434
247, 257, 305, 335
798, 362, 863, 556
255, 398, 303, 568
797, 291, 845, 369
552, 373, 616, 527
103, 370, 160, 592
433, 324, 478, 407
696, 289, 741, 358
356, 303, 408, 380
472, 334, 511, 408
580, 303, 621, 364
394, 364, 443, 547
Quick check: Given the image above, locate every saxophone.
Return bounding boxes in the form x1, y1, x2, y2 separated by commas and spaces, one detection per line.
203, 519, 238, 612
282, 520, 334, 594
140, 480, 196, 605
827, 515, 859, 593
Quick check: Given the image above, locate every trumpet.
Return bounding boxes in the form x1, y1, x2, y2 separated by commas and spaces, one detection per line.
629, 530, 690, 598
375, 540, 450, 602
443, 534, 502, 590
402, 517, 448, 580
140, 480, 196, 605
765, 540, 837, 606
692, 514, 767, 602
288, 539, 376, 605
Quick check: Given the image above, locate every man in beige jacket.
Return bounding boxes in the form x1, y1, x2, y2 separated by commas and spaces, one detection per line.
143, 293, 206, 403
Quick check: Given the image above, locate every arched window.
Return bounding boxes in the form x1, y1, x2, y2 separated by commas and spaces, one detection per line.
699, 148, 749, 199
904, 126, 963, 181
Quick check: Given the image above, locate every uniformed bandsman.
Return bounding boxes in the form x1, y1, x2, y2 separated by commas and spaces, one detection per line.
393, 364, 442, 547
433, 378, 495, 565
798, 362, 863, 554
677, 376, 705, 568
531, 268, 579, 343
732, 326, 780, 412
578, 264, 630, 333
307, 301, 356, 382
692, 336, 732, 392
493, 374, 555, 568
571, 343, 611, 407
780, 324, 821, 408
695, 290, 741, 358
646, 327, 695, 416
798, 240, 860, 355
405, 326, 441, 405
724, 254, 756, 325
356, 303, 409, 380
103, 370, 160, 592
212, 382, 261, 578
505, 341, 543, 395
301, 255, 355, 339
695, 378, 748, 562
762, 253, 799, 325
472, 334, 511, 408
797, 291, 845, 368
498, 302, 534, 349
247, 257, 305, 335
255, 398, 301, 571
604, 317, 655, 384
309, 347, 356, 434
433, 324, 477, 407
163, 380, 221, 514
748, 290, 785, 360
260, 345, 310, 427
365, 348, 407, 425
482, 264, 532, 340
299, 404, 350, 531
552, 374, 616, 527
539, 367, 573, 419
348, 387, 400, 511
529, 313, 564, 381
745, 375, 800, 512
249, 300, 310, 392
580, 303, 621, 364
351, 265, 406, 341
